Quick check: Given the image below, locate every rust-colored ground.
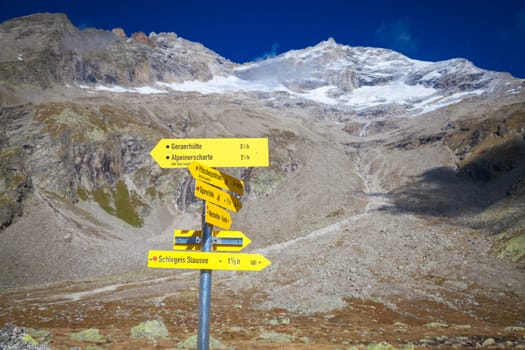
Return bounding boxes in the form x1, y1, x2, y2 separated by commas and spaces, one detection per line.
1, 276, 524, 349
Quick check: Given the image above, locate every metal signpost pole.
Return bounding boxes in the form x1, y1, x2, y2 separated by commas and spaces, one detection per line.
198, 200, 213, 350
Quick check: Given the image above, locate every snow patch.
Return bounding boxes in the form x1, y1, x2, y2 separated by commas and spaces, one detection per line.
77, 72, 489, 116
94, 85, 167, 94
345, 81, 436, 109
157, 75, 289, 94
413, 89, 485, 115
80, 78, 441, 110
94, 85, 131, 93
133, 86, 168, 94
294, 86, 339, 105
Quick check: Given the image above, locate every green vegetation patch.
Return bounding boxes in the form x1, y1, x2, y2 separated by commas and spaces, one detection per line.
113, 180, 143, 228
76, 187, 89, 201
92, 187, 115, 215
89, 181, 144, 228
20, 334, 38, 345
493, 229, 525, 263
145, 186, 156, 200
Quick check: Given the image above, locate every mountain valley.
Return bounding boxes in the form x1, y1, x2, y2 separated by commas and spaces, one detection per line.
1, 13, 525, 349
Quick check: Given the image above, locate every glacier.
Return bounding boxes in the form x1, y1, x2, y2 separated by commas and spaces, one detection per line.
79, 38, 524, 116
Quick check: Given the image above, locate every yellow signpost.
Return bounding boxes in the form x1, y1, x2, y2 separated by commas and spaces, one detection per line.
173, 230, 252, 252
205, 202, 232, 229
148, 137, 270, 350
189, 161, 244, 195
150, 138, 269, 168
148, 250, 271, 271
194, 180, 242, 212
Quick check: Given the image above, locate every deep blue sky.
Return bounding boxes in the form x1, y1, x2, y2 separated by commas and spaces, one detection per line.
1, 0, 525, 78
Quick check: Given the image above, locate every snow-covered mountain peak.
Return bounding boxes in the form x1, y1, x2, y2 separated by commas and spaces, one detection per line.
280, 37, 339, 60
2, 12, 521, 115
233, 38, 435, 92
61, 29, 522, 116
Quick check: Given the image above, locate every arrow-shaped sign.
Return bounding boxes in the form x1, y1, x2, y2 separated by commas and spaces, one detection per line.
150, 138, 269, 168
195, 180, 242, 212
148, 250, 271, 271
205, 202, 232, 230
189, 161, 244, 196
173, 230, 252, 251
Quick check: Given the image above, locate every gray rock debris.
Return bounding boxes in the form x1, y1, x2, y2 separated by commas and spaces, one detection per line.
0, 323, 52, 350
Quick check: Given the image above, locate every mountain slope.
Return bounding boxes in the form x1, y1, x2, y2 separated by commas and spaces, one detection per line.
0, 12, 234, 88
75, 37, 525, 118
0, 13, 524, 322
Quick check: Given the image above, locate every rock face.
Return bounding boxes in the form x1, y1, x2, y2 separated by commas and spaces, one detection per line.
0, 113, 33, 228
0, 13, 524, 318
0, 13, 234, 87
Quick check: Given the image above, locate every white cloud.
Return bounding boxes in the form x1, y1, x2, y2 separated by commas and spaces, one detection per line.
253, 42, 280, 61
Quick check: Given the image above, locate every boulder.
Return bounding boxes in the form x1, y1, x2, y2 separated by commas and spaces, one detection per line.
130, 319, 169, 339
70, 328, 105, 343
175, 334, 232, 349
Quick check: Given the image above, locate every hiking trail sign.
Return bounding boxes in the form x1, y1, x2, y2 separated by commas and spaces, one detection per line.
189, 161, 244, 195
147, 140, 270, 350
204, 202, 232, 230
173, 230, 252, 252
148, 250, 270, 271
150, 138, 269, 168
194, 180, 242, 212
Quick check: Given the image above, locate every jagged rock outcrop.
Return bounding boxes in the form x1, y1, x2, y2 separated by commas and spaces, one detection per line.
131, 31, 156, 47
0, 150, 32, 228
0, 107, 33, 228
0, 13, 235, 88
111, 27, 127, 41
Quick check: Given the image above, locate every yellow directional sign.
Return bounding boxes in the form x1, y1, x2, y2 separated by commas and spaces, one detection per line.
195, 180, 242, 212
189, 161, 244, 195
173, 230, 202, 250
173, 230, 252, 252
148, 250, 271, 271
205, 202, 232, 230
150, 138, 269, 168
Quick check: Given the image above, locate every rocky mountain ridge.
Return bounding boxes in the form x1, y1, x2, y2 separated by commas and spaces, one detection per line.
233, 38, 522, 110
0, 13, 524, 334
2, 13, 524, 113
0, 12, 234, 89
